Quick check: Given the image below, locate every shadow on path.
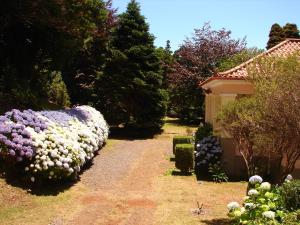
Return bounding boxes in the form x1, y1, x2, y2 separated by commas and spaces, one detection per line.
200, 218, 231, 225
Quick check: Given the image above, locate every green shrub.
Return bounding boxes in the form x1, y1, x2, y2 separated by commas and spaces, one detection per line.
172, 135, 193, 155
282, 209, 300, 225
175, 144, 194, 173
194, 122, 213, 143
281, 179, 300, 210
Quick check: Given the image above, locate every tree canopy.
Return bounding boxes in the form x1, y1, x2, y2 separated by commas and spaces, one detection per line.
219, 53, 300, 182
167, 23, 246, 122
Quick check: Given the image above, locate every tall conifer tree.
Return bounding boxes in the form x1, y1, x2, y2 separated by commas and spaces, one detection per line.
266, 23, 285, 49
283, 23, 300, 39
97, 0, 167, 130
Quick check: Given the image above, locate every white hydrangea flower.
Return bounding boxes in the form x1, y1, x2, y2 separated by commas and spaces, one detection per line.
262, 211, 275, 219
248, 189, 259, 196
259, 182, 271, 191
249, 175, 263, 184
227, 201, 240, 210
285, 174, 293, 182
244, 203, 255, 209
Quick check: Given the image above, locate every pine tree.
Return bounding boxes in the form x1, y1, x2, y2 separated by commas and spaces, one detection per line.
283, 23, 300, 39
96, 0, 167, 130
266, 23, 285, 49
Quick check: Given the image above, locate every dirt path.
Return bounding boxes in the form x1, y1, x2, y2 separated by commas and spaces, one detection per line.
66, 131, 175, 225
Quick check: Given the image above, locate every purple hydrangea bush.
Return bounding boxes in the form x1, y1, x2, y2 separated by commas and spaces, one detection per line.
0, 106, 109, 181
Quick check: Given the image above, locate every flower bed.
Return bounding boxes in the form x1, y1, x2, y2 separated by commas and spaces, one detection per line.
0, 106, 109, 181
227, 175, 298, 224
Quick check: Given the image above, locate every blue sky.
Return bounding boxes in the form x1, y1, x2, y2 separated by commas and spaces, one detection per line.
112, 0, 300, 51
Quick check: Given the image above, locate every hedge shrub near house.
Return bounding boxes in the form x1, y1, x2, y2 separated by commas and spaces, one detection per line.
175, 144, 194, 173
281, 179, 300, 210
0, 105, 109, 182
172, 135, 193, 155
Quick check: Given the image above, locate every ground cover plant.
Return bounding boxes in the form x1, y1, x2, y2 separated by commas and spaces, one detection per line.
0, 105, 109, 182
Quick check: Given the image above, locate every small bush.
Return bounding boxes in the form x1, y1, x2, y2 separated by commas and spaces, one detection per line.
281, 179, 300, 210
172, 135, 193, 155
194, 122, 213, 143
208, 164, 228, 183
175, 144, 194, 173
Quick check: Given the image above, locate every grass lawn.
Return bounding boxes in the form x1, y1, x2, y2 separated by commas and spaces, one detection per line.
154, 174, 246, 225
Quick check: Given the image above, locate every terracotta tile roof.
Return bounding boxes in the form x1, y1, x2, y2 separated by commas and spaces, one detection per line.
200, 39, 300, 87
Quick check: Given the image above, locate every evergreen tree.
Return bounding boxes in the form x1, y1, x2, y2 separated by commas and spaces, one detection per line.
266, 23, 285, 49
165, 40, 172, 53
96, 0, 167, 130
283, 23, 300, 39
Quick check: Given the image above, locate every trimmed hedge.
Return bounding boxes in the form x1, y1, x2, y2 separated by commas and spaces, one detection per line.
175, 144, 194, 173
172, 135, 193, 155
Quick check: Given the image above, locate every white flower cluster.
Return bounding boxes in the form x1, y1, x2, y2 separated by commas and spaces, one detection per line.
259, 182, 271, 191
249, 175, 263, 184
227, 201, 240, 210
227, 175, 280, 223
26, 106, 109, 181
285, 174, 293, 183
262, 210, 275, 219
248, 189, 259, 196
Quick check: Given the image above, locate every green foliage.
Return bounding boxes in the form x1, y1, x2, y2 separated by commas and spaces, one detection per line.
0, 0, 113, 111
175, 144, 194, 173
96, 0, 167, 130
208, 164, 228, 183
218, 48, 264, 72
281, 180, 300, 210
194, 122, 213, 144
47, 71, 71, 107
173, 135, 194, 155
282, 209, 300, 225
218, 97, 263, 177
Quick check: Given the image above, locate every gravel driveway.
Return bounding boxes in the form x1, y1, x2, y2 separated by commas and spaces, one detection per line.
66, 132, 173, 225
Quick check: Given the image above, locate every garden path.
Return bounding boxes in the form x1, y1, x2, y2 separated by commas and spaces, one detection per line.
66, 126, 178, 225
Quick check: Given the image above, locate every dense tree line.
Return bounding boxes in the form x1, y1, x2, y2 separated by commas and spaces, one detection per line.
1, 0, 299, 129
